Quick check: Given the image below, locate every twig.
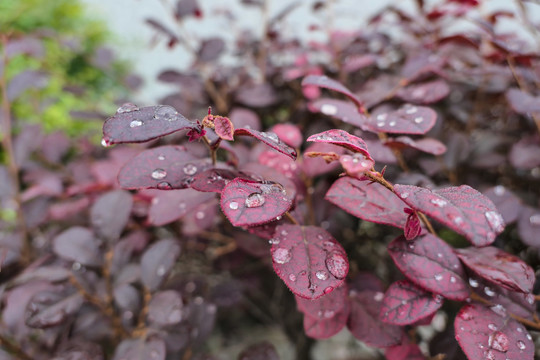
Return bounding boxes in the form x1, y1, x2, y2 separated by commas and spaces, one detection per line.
284, 211, 299, 225
132, 286, 152, 338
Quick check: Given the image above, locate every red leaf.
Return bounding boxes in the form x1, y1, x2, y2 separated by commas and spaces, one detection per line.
271, 225, 348, 299
296, 283, 347, 319
190, 168, 248, 193
270, 123, 303, 148
404, 209, 422, 240
454, 303, 534, 360
220, 179, 292, 227
309, 98, 369, 129
303, 301, 350, 339
348, 290, 403, 347
385, 136, 447, 156
483, 185, 522, 225
396, 79, 450, 104
366, 105, 437, 135
213, 115, 234, 141
307, 129, 373, 161
388, 234, 469, 301
118, 146, 209, 190
102, 105, 194, 145
455, 247, 534, 294
325, 177, 407, 229
393, 184, 505, 247
380, 280, 443, 325
148, 189, 214, 226
339, 154, 375, 177
234, 128, 297, 160
258, 151, 300, 181
301, 75, 363, 109
385, 343, 425, 360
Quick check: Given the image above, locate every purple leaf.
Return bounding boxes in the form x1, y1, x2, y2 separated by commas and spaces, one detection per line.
53, 227, 102, 266
303, 301, 350, 339
229, 107, 261, 131
483, 186, 522, 225
102, 105, 194, 145
235, 83, 278, 107
213, 115, 234, 141
388, 234, 469, 301
393, 184, 505, 247
505, 88, 540, 115
325, 177, 407, 229
220, 179, 292, 227
197, 38, 225, 62
509, 136, 540, 169
118, 146, 209, 190
7, 70, 48, 101
148, 189, 214, 226
309, 98, 369, 129
113, 337, 166, 360
90, 190, 133, 242
380, 280, 443, 325
25, 290, 84, 328
296, 284, 348, 319
301, 75, 363, 109
234, 128, 297, 160
147, 290, 184, 327
191, 168, 248, 193
385, 136, 447, 155
348, 290, 403, 347
307, 129, 373, 160
175, 0, 202, 18
271, 225, 348, 299
455, 247, 534, 294
400, 52, 445, 81
140, 239, 181, 291
517, 206, 540, 248
396, 79, 450, 104
365, 105, 437, 135
145, 18, 179, 47
270, 123, 303, 148
454, 303, 534, 360
404, 208, 422, 240
339, 154, 375, 177
238, 342, 279, 360
258, 151, 300, 181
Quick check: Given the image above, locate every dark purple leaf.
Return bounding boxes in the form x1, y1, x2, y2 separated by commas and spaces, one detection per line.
385, 136, 447, 155
347, 290, 403, 347
307, 129, 372, 160
505, 88, 540, 115
365, 105, 437, 135
380, 280, 443, 325
229, 107, 261, 131
303, 301, 350, 339
386, 342, 425, 360
53, 339, 104, 360
455, 247, 534, 294
118, 145, 210, 190
343, 54, 377, 72
295, 284, 347, 319
111, 231, 150, 275
25, 290, 84, 328
7, 70, 48, 101
271, 225, 348, 299
238, 342, 279, 360
220, 179, 292, 227
454, 303, 534, 360
102, 105, 194, 146
148, 188, 214, 226
364, 138, 398, 164
270, 124, 302, 148
396, 79, 450, 104
53, 227, 102, 266
394, 184, 505, 247
509, 136, 540, 169
388, 234, 469, 301
483, 186, 522, 225
301, 75, 363, 109
147, 290, 184, 327
113, 337, 166, 360
12, 266, 71, 286
191, 168, 248, 193
113, 284, 140, 314
140, 239, 181, 291
175, 0, 202, 18
145, 19, 179, 47
325, 177, 407, 228
310, 98, 369, 129
213, 115, 234, 141
301, 143, 344, 178
235, 83, 278, 107
400, 52, 445, 81
234, 128, 297, 160
517, 206, 540, 248
197, 38, 225, 62
90, 190, 133, 242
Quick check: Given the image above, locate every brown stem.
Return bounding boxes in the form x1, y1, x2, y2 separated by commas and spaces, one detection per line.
201, 135, 217, 165
284, 211, 299, 225
203, 78, 228, 114
132, 286, 152, 338
0, 334, 33, 360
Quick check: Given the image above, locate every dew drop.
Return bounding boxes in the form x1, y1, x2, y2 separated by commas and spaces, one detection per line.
469, 278, 479, 288
485, 350, 496, 360
281, 230, 288, 236
434, 294, 444, 303
453, 216, 464, 225
450, 276, 456, 283
484, 286, 495, 297
490, 304, 507, 317
183, 163, 197, 175
129, 119, 143, 128
374, 292, 384, 302
389, 120, 396, 127
494, 185, 506, 196
158, 155, 165, 161
401, 192, 409, 199
414, 116, 424, 124
434, 274, 443, 281
323, 286, 333, 294
156, 265, 166, 276
459, 310, 474, 321
376, 113, 387, 121
526, 333, 532, 341
272, 248, 291, 264
196, 211, 205, 220
517, 340, 526, 350
156, 182, 172, 190
265, 132, 279, 142
323, 310, 335, 318
101, 138, 110, 147
437, 253, 443, 258
376, 121, 385, 128
405, 106, 418, 114
401, 299, 408, 305
488, 323, 498, 331
325, 252, 348, 279
526, 294, 534, 305
154, 105, 177, 121
268, 238, 280, 245
485, 211, 504, 232
178, 202, 186, 210
316, 270, 328, 280
430, 198, 447, 207
321, 104, 338, 115
151, 169, 167, 180
529, 214, 540, 226
517, 327, 523, 333
229, 201, 239, 210
245, 193, 265, 208
117, 102, 139, 113
288, 273, 297, 282
72, 262, 81, 271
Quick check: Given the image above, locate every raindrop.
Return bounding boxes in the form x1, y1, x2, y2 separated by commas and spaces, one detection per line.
434, 274, 443, 281
151, 169, 167, 180
430, 198, 447, 207
288, 273, 297, 282
101, 138, 110, 147
450, 276, 456, 283
196, 211, 205, 220
389, 120, 396, 127
485, 211, 504, 232
154, 105, 177, 121
376, 121, 385, 128
401, 299, 408, 305
265, 132, 279, 142
414, 116, 424, 124
376, 113, 387, 121
229, 201, 239, 210
268, 238, 280, 245
490, 304, 507, 317
183, 163, 197, 175
529, 214, 540, 226
325, 252, 348, 279
273, 248, 291, 264
158, 155, 166, 161
316, 270, 328, 280
130, 119, 143, 128
469, 278, 479, 287
321, 104, 338, 115
453, 216, 464, 225
459, 310, 474, 321
156, 265, 166, 276
178, 203, 186, 210
374, 292, 384, 302
281, 230, 288, 236
517, 340, 526, 350
323, 286, 333, 294
526, 294, 535, 305
517, 327, 523, 333
437, 253, 443, 258
494, 185, 506, 196
117, 102, 139, 113
72, 262, 81, 271
405, 106, 418, 114
526, 333, 532, 341
484, 286, 495, 297
156, 182, 172, 190
401, 192, 409, 199
488, 323, 498, 331
323, 310, 335, 318
485, 350, 496, 360
245, 193, 265, 208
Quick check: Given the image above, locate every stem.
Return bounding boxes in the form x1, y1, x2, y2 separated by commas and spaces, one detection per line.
132, 286, 152, 337
0, 334, 33, 360
201, 135, 217, 165
203, 78, 228, 114
284, 211, 299, 225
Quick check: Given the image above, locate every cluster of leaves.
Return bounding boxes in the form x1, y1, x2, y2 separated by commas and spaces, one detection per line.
1, 0, 540, 359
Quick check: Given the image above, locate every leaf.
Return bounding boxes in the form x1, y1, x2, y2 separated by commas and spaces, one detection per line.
393, 184, 505, 247
400, 52, 445, 81
140, 239, 181, 291
347, 290, 403, 347
270, 123, 303, 148
229, 107, 261, 131
483, 185, 522, 225
90, 190, 133, 242
147, 290, 184, 327
258, 151, 300, 181
175, 0, 202, 19
505, 88, 540, 115
301, 75, 363, 109
295, 284, 348, 319
517, 206, 540, 248
53, 227, 102, 266
220, 179, 292, 227
102, 105, 194, 145
509, 137, 540, 169
235, 83, 278, 107
113, 337, 166, 360
454, 303, 534, 360
385, 136, 447, 155
145, 19, 179, 48
148, 188, 214, 226
380, 280, 443, 325
303, 301, 350, 339
396, 79, 450, 104
325, 177, 407, 229
455, 247, 534, 294
191, 168, 248, 193
271, 225, 348, 299
234, 128, 297, 160
197, 38, 225, 62
309, 98, 369, 129
385, 343, 425, 360
365, 105, 437, 135
339, 154, 375, 177
238, 342, 280, 360
213, 115, 234, 141
25, 290, 84, 328
118, 145, 209, 190
404, 208, 422, 240
307, 129, 373, 160
388, 234, 469, 301
113, 284, 140, 314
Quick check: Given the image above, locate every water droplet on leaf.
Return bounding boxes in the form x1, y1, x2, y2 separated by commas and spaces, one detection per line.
494, 185, 506, 196
151, 169, 167, 180
430, 198, 447, 207
288, 273, 296, 282
406, 106, 418, 114
434, 274, 443, 281
488, 323, 498, 331
196, 211, 205, 220
157, 265, 166, 276
183, 163, 197, 175
101, 138, 111, 147
158, 155, 165, 161
529, 214, 540, 226
484, 286, 495, 297
229, 201, 239, 210
273, 248, 291, 264
315, 270, 328, 280
485, 211, 504, 232
157, 182, 172, 190
154, 105, 177, 121
517, 340, 526, 350
129, 119, 143, 128
321, 104, 338, 115
117, 102, 139, 113
245, 193, 265, 208
414, 116, 424, 124
325, 252, 348, 279
374, 292, 384, 302
401, 192, 409, 199
490, 304, 507, 317
323, 286, 333, 294
469, 278, 479, 287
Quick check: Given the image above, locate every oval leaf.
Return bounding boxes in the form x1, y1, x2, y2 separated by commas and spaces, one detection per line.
396, 79, 450, 104
53, 227, 102, 266
90, 190, 133, 242
380, 280, 443, 325
140, 239, 181, 291
385, 136, 447, 156
148, 189, 214, 226
483, 185, 522, 225
388, 234, 469, 301
191, 168, 248, 193
26, 290, 84, 328
394, 184, 505, 247
271, 225, 348, 299
366, 104, 437, 135
147, 290, 184, 327
102, 105, 194, 145
301, 75, 363, 109
307, 129, 373, 161
303, 301, 350, 339
213, 115, 234, 141
296, 284, 348, 319
220, 179, 292, 227
310, 98, 369, 130
270, 123, 303, 148
234, 128, 297, 160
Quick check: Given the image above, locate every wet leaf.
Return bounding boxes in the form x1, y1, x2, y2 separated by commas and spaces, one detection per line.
295, 283, 348, 319
326, 177, 407, 228
339, 154, 375, 177
385, 136, 447, 155
141, 239, 181, 291
309, 98, 369, 129
380, 280, 443, 325
220, 179, 292, 227
90, 190, 133, 242
307, 129, 372, 160
483, 186, 522, 225
404, 209, 422, 240
455, 247, 534, 294
301, 75, 363, 109
25, 290, 84, 328
271, 225, 348, 299
148, 188, 214, 226
270, 124, 303, 148
394, 184, 505, 247
517, 206, 540, 248
365, 105, 437, 135
303, 301, 350, 339
396, 79, 450, 104
112, 337, 166, 360
454, 303, 534, 360
213, 115, 234, 141
388, 234, 469, 301
53, 227, 102, 267
147, 290, 184, 327
191, 168, 248, 193
102, 105, 194, 145
234, 128, 297, 160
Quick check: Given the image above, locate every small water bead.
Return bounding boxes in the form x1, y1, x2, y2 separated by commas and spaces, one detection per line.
526, 294, 534, 305
430, 198, 447, 207
434, 274, 443, 281
183, 163, 197, 175
401, 192, 409, 199
157, 265, 166, 276
405, 106, 418, 114
321, 104, 338, 115
389, 120, 396, 127
401, 299, 408, 305
516, 327, 523, 333
454, 216, 464, 225
376, 121, 385, 128
469, 278, 479, 287
488, 323, 498, 331
517, 340, 526, 350
373, 292, 384, 302
72, 262, 82, 271
529, 214, 540, 226
264, 132, 279, 142
288, 273, 297, 282
490, 304, 507, 317
316, 270, 328, 280
196, 211, 205, 220
434, 295, 444, 303
323, 310, 335, 318
414, 116, 424, 124
117, 102, 139, 113
273, 248, 291, 264
157, 182, 172, 190
526, 333, 532, 341
281, 230, 288, 236
484, 286, 495, 297
130, 119, 143, 128
245, 193, 265, 208
151, 169, 167, 180
485, 211, 504, 232
376, 113, 388, 121
450, 276, 456, 283
229, 201, 239, 210
101, 138, 110, 147
268, 238, 280, 245
178, 202, 186, 210
325, 252, 348, 279
437, 253, 443, 258
154, 105, 178, 121
494, 185, 506, 196
158, 155, 165, 161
